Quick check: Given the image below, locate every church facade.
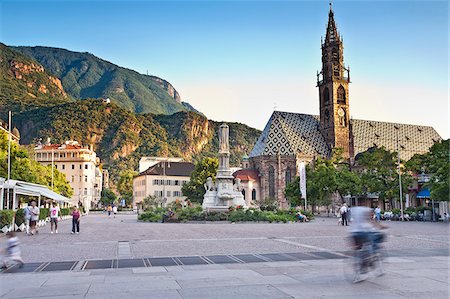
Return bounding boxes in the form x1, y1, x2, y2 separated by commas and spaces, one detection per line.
235, 6, 442, 208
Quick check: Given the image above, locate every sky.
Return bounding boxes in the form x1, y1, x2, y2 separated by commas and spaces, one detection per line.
1, 0, 448, 138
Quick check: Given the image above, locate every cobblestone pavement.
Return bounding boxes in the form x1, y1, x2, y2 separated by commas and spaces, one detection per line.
0, 214, 449, 298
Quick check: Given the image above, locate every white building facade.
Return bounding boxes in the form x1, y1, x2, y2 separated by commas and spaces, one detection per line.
133, 160, 194, 209
34, 141, 102, 209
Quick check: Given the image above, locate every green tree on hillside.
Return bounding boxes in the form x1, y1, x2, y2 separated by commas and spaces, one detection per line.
181, 157, 219, 203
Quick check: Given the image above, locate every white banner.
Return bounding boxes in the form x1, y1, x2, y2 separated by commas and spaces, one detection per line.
298, 161, 307, 209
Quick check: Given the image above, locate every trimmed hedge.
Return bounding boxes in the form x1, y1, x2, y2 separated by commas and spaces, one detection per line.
14, 208, 25, 226
138, 206, 314, 223
0, 210, 15, 228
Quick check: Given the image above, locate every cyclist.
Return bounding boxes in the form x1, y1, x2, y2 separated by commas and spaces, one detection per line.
349, 206, 387, 281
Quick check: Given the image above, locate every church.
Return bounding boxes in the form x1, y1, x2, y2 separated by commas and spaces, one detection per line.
233, 5, 441, 209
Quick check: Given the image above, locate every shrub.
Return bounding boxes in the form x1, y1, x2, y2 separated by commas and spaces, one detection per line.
204, 212, 228, 221
0, 210, 15, 228
15, 208, 25, 226
39, 208, 49, 220
61, 208, 71, 216
404, 207, 416, 215
138, 211, 163, 222
416, 206, 431, 213
391, 208, 401, 215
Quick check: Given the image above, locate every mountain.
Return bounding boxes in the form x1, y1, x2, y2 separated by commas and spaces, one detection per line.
0, 43, 72, 115
13, 46, 188, 115
14, 99, 260, 184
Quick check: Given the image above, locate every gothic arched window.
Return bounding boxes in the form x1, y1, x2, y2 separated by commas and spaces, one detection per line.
323, 87, 330, 105
285, 167, 292, 186
337, 85, 346, 104
268, 165, 275, 199
252, 189, 257, 201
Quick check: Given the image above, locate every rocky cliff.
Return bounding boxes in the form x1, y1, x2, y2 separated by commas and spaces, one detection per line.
0, 43, 72, 116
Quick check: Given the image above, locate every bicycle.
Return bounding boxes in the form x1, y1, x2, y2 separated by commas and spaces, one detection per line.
344, 231, 387, 283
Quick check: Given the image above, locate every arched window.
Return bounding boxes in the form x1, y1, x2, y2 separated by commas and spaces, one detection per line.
285, 167, 292, 186
252, 189, 257, 201
322, 87, 330, 105
268, 165, 275, 199
337, 85, 346, 104
242, 189, 245, 199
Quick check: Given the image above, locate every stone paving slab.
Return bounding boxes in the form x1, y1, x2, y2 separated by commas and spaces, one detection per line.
1, 255, 448, 299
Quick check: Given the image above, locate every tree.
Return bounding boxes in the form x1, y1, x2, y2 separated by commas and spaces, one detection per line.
285, 176, 301, 207
100, 188, 117, 206
306, 158, 337, 212
0, 130, 73, 197
117, 169, 137, 206
355, 147, 413, 209
407, 139, 449, 202
181, 157, 218, 203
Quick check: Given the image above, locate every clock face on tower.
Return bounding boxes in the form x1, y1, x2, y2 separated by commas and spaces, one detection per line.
337, 107, 345, 116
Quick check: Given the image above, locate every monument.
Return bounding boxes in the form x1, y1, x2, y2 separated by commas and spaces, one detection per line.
202, 123, 246, 211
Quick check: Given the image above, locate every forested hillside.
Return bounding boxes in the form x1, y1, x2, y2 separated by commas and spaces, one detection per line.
0, 43, 72, 117
14, 99, 260, 184
13, 46, 188, 115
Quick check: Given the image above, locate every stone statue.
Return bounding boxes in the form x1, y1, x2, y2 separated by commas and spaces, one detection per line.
204, 177, 215, 191
233, 178, 243, 192
219, 124, 229, 152
338, 108, 346, 127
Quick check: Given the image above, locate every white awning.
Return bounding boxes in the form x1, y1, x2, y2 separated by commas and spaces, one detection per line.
2, 179, 71, 204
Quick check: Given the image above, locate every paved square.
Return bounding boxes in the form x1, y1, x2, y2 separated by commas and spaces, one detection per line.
0, 214, 448, 298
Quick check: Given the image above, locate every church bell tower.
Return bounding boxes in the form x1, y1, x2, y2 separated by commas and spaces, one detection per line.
317, 4, 351, 158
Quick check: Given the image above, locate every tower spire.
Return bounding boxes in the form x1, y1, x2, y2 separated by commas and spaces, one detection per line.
325, 2, 340, 45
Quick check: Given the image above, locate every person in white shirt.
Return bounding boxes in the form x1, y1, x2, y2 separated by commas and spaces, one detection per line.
23, 204, 31, 235
374, 206, 381, 222
350, 206, 387, 255
49, 202, 61, 234
112, 205, 118, 218
29, 200, 40, 235
340, 204, 348, 226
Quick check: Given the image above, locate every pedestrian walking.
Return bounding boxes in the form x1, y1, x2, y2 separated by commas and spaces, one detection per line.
71, 207, 81, 234
112, 205, 118, 218
374, 206, 381, 222
336, 206, 342, 225
107, 205, 112, 217
1, 231, 24, 269
23, 203, 31, 235
49, 202, 61, 234
340, 203, 348, 226
29, 200, 40, 235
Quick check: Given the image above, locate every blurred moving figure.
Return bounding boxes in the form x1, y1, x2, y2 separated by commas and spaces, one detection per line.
1, 231, 24, 269
347, 206, 387, 283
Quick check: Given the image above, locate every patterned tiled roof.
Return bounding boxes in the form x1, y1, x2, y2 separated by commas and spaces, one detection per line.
352, 119, 441, 161
249, 111, 330, 158
249, 111, 441, 161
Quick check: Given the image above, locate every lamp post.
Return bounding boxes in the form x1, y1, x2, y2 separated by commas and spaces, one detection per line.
6, 111, 11, 209
395, 126, 404, 221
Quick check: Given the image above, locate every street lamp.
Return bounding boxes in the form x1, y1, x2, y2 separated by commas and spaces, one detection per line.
395, 126, 404, 221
